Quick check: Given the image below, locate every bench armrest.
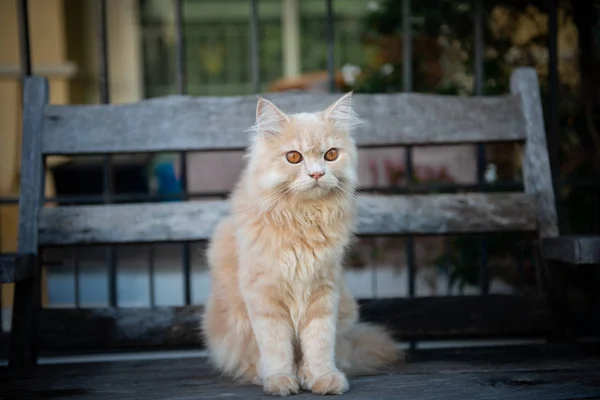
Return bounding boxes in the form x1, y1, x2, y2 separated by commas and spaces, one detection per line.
542, 235, 600, 265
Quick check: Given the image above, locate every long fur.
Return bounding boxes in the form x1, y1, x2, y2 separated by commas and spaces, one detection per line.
201, 93, 401, 396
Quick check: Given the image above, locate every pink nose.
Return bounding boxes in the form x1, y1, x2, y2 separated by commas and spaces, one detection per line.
309, 171, 325, 180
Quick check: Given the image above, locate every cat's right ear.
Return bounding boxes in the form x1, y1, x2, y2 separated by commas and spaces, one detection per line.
250, 97, 290, 135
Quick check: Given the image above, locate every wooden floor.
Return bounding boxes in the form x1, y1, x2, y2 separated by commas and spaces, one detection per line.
2, 344, 600, 400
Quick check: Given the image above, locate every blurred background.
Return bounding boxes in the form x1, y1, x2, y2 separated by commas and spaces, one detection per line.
0, 0, 598, 351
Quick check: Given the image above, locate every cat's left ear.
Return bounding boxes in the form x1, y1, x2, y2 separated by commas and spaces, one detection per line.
323, 91, 362, 133
251, 97, 290, 135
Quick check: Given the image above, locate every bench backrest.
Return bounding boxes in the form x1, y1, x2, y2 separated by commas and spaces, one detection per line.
14, 67, 558, 349
20, 67, 557, 254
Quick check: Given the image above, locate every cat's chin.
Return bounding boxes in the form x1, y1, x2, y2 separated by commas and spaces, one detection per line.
296, 183, 339, 200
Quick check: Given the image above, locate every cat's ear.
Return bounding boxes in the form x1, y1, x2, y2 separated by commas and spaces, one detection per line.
250, 97, 290, 135
323, 91, 362, 133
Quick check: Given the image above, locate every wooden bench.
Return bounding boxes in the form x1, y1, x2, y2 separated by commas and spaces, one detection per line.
2, 67, 599, 368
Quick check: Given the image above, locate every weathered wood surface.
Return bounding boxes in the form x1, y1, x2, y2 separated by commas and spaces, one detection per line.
542, 235, 600, 264
36, 296, 552, 350
0, 254, 17, 283
41, 91, 527, 155
1, 345, 600, 399
39, 193, 537, 246
511, 68, 559, 239
9, 76, 48, 368
0, 254, 35, 283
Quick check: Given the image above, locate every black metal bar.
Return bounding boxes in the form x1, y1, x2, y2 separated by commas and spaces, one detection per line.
96, 0, 117, 307
405, 145, 415, 298
547, 0, 560, 214
149, 244, 155, 307
402, 0, 412, 92
249, 0, 261, 94
325, 0, 335, 92
402, 0, 415, 299
474, 0, 489, 296
517, 241, 525, 293
17, 0, 32, 77
73, 248, 80, 308
174, 0, 192, 305
97, 0, 110, 104
174, 0, 187, 95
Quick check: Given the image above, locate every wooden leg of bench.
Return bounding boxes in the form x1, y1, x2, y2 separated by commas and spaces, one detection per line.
8, 268, 41, 368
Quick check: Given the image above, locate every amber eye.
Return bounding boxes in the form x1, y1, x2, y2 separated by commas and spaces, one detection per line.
286, 151, 303, 164
324, 148, 339, 162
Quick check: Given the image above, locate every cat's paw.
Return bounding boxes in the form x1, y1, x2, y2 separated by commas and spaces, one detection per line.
262, 373, 300, 397
303, 369, 349, 395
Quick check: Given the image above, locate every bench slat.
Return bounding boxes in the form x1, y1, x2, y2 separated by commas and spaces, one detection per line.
42, 92, 527, 155
35, 295, 553, 349
39, 193, 537, 246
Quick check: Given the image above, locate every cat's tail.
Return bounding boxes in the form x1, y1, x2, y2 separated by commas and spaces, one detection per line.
337, 322, 403, 377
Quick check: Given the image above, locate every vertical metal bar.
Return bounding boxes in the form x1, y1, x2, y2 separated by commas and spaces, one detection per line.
149, 244, 156, 307
250, 0, 261, 94
474, 0, 486, 182
402, 0, 415, 301
517, 241, 525, 293
175, 0, 187, 95
325, 0, 335, 92
175, 0, 192, 305
405, 150, 415, 298
17, 0, 32, 77
97, 0, 117, 307
73, 248, 81, 308
402, 0, 412, 92
474, 0, 489, 295
98, 0, 110, 104
547, 0, 560, 211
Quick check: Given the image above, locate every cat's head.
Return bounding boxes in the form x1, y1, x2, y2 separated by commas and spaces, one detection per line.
245, 92, 361, 200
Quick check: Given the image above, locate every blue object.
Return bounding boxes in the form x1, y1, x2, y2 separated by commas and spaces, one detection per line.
153, 162, 183, 201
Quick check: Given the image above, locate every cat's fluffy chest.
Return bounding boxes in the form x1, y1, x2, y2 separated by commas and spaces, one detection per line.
238, 201, 353, 280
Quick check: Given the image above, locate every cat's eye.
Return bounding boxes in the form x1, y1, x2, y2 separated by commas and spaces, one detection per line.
286, 151, 303, 164
324, 148, 339, 162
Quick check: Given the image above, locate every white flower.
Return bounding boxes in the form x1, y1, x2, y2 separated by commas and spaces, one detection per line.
484, 163, 498, 183
380, 63, 394, 76
341, 64, 361, 86
367, 1, 380, 12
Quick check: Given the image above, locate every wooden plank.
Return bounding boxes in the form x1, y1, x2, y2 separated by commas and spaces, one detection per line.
0, 254, 35, 283
2, 347, 600, 399
3, 347, 600, 399
38, 193, 537, 246
0, 254, 17, 283
9, 76, 48, 368
36, 295, 552, 350
511, 68, 558, 239
542, 235, 600, 264
41, 92, 528, 155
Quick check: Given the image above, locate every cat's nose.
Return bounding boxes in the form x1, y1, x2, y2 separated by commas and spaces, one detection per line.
309, 171, 325, 180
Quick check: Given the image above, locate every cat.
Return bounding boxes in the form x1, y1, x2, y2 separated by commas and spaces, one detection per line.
201, 92, 401, 396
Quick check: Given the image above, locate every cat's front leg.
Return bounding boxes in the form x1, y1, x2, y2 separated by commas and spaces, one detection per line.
242, 281, 299, 396
298, 285, 349, 395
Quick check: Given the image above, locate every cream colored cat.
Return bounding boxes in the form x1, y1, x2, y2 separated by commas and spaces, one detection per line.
201, 92, 400, 396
